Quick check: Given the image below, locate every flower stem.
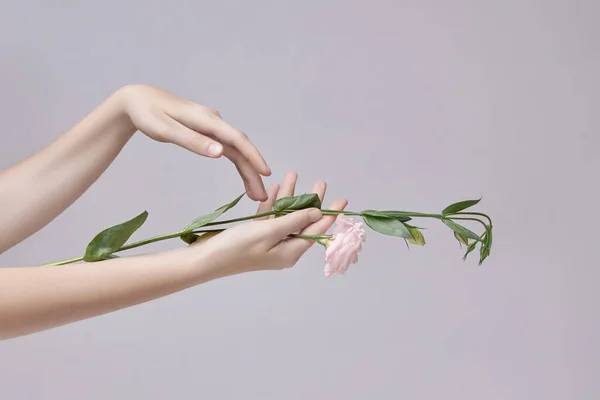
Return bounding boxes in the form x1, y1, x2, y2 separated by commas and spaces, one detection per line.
39, 207, 479, 267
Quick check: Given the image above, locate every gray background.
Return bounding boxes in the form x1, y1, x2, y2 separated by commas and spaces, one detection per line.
1, 0, 598, 399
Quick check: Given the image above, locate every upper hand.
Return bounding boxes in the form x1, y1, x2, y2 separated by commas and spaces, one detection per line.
116, 84, 271, 201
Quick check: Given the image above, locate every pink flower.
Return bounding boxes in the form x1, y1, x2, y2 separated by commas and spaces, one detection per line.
323, 215, 367, 277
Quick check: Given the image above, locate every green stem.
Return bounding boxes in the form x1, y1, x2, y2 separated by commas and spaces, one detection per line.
44, 256, 84, 266
451, 212, 492, 226
321, 210, 363, 216
398, 212, 443, 219
290, 234, 331, 240
203, 211, 275, 226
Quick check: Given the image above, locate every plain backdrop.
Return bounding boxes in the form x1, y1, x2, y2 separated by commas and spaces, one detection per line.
1, 1, 598, 399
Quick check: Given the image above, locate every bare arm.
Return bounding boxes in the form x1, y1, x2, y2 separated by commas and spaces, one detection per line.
0, 84, 271, 254
0, 248, 209, 340
0, 93, 133, 252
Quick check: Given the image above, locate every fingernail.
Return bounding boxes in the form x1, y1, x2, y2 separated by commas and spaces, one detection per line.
309, 209, 322, 220
208, 143, 223, 157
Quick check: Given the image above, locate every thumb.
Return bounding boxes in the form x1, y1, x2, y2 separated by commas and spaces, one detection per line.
268, 208, 323, 239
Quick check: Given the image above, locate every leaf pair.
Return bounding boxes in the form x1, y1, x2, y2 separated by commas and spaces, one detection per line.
361, 210, 425, 246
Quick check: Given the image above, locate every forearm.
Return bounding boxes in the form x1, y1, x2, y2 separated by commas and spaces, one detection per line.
0, 247, 226, 340
0, 88, 135, 253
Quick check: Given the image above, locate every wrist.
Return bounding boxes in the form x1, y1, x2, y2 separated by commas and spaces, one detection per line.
166, 245, 239, 286
108, 85, 139, 138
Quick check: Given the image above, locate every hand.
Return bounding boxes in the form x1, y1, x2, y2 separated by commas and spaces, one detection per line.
189, 172, 348, 275
116, 84, 271, 201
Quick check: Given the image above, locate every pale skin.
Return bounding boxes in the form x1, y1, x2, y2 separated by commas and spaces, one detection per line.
0, 84, 347, 340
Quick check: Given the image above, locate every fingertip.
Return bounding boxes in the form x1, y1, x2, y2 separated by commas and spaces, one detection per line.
208, 142, 224, 158
262, 165, 272, 176
286, 171, 298, 180
267, 183, 280, 197
308, 208, 322, 221
257, 191, 269, 202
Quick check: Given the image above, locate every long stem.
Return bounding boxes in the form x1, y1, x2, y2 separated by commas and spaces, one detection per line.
39, 207, 469, 267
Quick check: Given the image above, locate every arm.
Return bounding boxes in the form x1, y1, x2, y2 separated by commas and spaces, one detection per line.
0, 93, 132, 252
0, 84, 270, 254
0, 175, 347, 340
0, 248, 211, 340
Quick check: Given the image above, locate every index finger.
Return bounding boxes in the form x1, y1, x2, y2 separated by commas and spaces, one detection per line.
177, 105, 271, 176
210, 117, 271, 176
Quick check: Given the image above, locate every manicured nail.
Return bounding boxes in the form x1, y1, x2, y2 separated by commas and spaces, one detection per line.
209, 143, 223, 157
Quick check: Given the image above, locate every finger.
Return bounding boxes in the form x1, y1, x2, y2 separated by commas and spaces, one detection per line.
175, 104, 271, 176
312, 180, 327, 204
225, 146, 267, 201
281, 198, 348, 255
276, 171, 298, 199
266, 208, 323, 245
162, 115, 224, 158
255, 183, 280, 219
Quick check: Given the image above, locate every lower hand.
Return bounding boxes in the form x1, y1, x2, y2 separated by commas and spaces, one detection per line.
116, 84, 271, 201
188, 172, 348, 275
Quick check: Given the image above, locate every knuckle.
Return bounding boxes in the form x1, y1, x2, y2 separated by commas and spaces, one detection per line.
151, 122, 172, 142
209, 108, 222, 118
282, 257, 296, 269
187, 132, 207, 150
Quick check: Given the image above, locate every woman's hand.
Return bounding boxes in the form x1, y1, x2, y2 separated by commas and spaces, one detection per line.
187, 172, 348, 276
117, 84, 271, 201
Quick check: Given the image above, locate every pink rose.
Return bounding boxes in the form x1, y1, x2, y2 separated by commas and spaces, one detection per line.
323, 215, 367, 277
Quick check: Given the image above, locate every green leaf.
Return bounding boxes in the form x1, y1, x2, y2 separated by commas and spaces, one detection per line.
442, 219, 481, 242
478, 227, 493, 265
462, 242, 477, 261
407, 227, 426, 246
183, 192, 245, 232
454, 231, 469, 246
181, 233, 199, 245
362, 214, 414, 239
479, 247, 490, 265
362, 210, 412, 223
273, 193, 321, 214
486, 226, 493, 251
84, 211, 148, 262
442, 198, 481, 216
